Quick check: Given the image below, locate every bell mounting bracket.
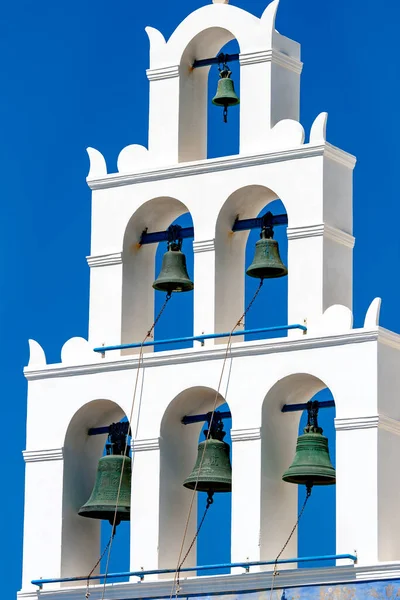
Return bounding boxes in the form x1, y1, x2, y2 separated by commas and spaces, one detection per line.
88, 420, 131, 444
139, 212, 288, 246
192, 52, 239, 70
304, 400, 323, 434
181, 400, 335, 427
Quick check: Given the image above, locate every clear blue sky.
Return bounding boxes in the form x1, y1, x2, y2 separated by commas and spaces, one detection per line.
2, 0, 400, 596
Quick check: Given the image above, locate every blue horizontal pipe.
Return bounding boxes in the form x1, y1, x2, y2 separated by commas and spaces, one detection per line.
31, 554, 357, 588
139, 214, 288, 245
93, 324, 307, 354
282, 400, 335, 413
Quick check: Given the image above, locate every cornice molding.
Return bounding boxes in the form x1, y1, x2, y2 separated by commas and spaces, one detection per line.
24, 329, 379, 381
287, 224, 355, 249
231, 428, 261, 442
23, 448, 64, 463
378, 326, 400, 351
146, 65, 180, 81
335, 414, 400, 435
86, 252, 123, 268
132, 438, 160, 452
192, 239, 215, 253
22, 562, 400, 600
239, 49, 303, 74
87, 144, 356, 190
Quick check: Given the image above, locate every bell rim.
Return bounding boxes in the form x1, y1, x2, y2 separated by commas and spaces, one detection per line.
282, 474, 336, 486
246, 266, 288, 279
152, 280, 194, 293
211, 98, 240, 107
78, 507, 131, 520
183, 481, 232, 493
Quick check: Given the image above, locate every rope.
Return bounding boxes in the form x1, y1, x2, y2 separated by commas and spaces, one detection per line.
85, 528, 115, 599
269, 484, 312, 600
176, 492, 214, 592
170, 279, 264, 599
85, 293, 172, 600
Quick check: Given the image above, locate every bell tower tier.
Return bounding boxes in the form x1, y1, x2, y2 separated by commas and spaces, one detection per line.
18, 1, 400, 600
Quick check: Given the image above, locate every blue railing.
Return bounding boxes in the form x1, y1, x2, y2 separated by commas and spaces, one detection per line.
94, 324, 307, 354
32, 553, 357, 588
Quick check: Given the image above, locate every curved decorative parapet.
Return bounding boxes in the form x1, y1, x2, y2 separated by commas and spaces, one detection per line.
86, 147, 107, 179
27, 339, 47, 368
307, 304, 353, 336
310, 112, 328, 143
117, 144, 152, 173
266, 119, 305, 150
364, 297, 382, 328
61, 337, 102, 365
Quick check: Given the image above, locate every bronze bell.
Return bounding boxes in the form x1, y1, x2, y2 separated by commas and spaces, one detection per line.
183, 417, 232, 495
212, 68, 240, 123
79, 423, 131, 526
153, 241, 194, 294
282, 401, 336, 489
246, 225, 288, 280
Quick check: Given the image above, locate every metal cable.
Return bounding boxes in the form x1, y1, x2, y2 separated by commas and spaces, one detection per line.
170, 279, 264, 599
269, 485, 312, 600
85, 293, 172, 599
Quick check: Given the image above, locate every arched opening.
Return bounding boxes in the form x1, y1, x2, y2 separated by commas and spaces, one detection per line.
244, 199, 288, 340
261, 374, 336, 565
159, 387, 231, 574
154, 213, 194, 351
215, 185, 288, 339
207, 39, 240, 160
178, 27, 240, 163
61, 399, 128, 581
121, 197, 192, 353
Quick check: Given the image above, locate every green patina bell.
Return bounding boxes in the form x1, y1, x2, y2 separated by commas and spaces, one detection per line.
79, 423, 131, 526
183, 419, 232, 494
246, 226, 288, 280
153, 242, 194, 294
282, 401, 336, 488
212, 68, 240, 123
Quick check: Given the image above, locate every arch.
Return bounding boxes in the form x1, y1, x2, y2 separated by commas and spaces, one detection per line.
214, 184, 286, 337
121, 196, 192, 351
260, 374, 335, 562
61, 399, 126, 579
146, 3, 279, 70
158, 386, 227, 572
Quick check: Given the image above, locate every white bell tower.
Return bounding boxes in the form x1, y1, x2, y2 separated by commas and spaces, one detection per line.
19, 1, 400, 599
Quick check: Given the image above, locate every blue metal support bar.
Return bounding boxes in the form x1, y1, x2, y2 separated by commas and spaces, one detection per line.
140, 226, 194, 245
182, 411, 232, 425
192, 52, 240, 69
281, 400, 335, 413
139, 213, 288, 245
232, 213, 288, 232
31, 553, 357, 588
93, 324, 307, 354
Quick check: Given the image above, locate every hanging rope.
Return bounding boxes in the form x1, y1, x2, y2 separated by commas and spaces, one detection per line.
170, 279, 264, 599
269, 484, 312, 600
176, 492, 214, 592
85, 292, 172, 600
